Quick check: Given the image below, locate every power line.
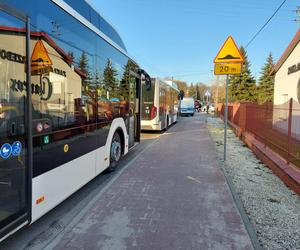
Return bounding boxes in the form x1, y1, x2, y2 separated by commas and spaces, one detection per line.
245, 0, 287, 48
170, 72, 212, 77
149, 71, 213, 78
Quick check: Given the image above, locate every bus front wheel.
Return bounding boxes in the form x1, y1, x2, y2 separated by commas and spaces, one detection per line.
108, 132, 122, 172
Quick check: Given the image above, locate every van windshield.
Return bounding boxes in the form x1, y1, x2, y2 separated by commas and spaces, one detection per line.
181, 98, 194, 108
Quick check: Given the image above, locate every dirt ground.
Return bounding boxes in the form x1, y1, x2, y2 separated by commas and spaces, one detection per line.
207, 117, 300, 250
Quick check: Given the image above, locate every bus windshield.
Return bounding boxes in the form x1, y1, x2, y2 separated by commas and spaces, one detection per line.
142, 79, 155, 120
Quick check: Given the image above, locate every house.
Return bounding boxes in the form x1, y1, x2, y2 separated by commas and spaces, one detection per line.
272, 29, 300, 104
271, 29, 300, 138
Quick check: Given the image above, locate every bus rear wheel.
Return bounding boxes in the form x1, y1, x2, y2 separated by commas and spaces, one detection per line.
108, 132, 122, 172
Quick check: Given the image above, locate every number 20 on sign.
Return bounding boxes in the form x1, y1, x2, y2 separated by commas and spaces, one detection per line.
214, 63, 241, 75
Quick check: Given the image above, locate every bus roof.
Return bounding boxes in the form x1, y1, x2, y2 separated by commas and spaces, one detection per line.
62, 0, 127, 52
152, 78, 179, 92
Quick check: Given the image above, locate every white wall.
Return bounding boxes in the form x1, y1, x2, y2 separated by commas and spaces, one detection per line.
274, 42, 300, 105
273, 41, 300, 138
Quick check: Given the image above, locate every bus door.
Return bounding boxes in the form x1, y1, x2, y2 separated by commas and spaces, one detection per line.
0, 9, 30, 238
159, 88, 167, 129
128, 71, 140, 146
128, 69, 149, 146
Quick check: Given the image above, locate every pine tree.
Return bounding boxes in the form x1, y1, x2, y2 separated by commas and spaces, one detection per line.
78, 52, 92, 99
228, 46, 257, 102
196, 84, 201, 100
188, 83, 196, 97
103, 59, 118, 99
95, 70, 105, 98
78, 52, 90, 77
120, 61, 138, 100
67, 51, 75, 64
257, 53, 275, 103
228, 73, 239, 102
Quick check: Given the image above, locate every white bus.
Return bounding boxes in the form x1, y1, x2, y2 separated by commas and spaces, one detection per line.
141, 78, 180, 131
0, 0, 150, 241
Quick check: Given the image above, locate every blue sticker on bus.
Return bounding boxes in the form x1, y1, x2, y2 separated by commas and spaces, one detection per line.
11, 141, 22, 156
0, 143, 12, 159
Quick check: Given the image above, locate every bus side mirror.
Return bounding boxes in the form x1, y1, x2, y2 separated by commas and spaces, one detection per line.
145, 78, 152, 91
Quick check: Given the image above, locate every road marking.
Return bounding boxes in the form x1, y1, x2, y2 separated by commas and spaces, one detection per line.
186, 176, 202, 184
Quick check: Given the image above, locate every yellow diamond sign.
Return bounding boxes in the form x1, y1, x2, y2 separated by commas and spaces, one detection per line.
31, 40, 53, 75
214, 36, 243, 63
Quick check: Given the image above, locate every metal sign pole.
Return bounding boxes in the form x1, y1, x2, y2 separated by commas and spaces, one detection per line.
213, 36, 243, 161
224, 75, 229, 161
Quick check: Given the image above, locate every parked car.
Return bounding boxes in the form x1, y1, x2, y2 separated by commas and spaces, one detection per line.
209, 104, 215, 112
202, 104, 215, 113
194, 100, 202, 112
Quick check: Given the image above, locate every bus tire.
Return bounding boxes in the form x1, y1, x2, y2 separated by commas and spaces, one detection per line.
107, 132, 122, 172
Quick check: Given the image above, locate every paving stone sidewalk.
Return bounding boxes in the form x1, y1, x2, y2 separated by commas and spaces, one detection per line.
46, 116, 254, 250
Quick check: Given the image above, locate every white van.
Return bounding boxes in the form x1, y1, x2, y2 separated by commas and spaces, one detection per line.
180, 97, 195, 116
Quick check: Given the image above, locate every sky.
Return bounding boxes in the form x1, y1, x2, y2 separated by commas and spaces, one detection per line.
90, 0, 299, 85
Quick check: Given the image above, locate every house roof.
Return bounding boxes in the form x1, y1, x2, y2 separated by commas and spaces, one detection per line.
271, 28, 300, 75
0, 26, 86, 78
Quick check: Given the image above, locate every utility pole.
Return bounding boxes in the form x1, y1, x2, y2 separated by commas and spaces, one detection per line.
215, 75, 220, 109
224, 75, 229, 161
293, 6, 300, 28
51, 21, 61, 37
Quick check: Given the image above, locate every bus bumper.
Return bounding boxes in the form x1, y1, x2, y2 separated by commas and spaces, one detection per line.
141, 120, 161, 131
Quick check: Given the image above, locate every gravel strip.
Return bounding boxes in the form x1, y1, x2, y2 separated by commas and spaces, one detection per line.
207, 117, 300, 250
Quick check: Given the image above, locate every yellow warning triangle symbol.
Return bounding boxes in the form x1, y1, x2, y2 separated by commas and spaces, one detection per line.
31, 40, 53, 67
214, 36, 243, 63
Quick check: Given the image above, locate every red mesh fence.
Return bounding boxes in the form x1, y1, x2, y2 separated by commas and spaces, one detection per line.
217, 100, 300, 169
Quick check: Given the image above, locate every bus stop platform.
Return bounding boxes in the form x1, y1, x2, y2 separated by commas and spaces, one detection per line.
46, 115, 254, 250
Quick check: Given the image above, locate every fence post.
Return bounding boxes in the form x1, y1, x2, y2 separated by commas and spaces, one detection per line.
263, 102, 271, 148
239, 103, 246, 137
287, 98, 293, 164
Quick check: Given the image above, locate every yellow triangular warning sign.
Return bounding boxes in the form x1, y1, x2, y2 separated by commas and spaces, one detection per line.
31, 40, 53, 68
214, 36, 243, 63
